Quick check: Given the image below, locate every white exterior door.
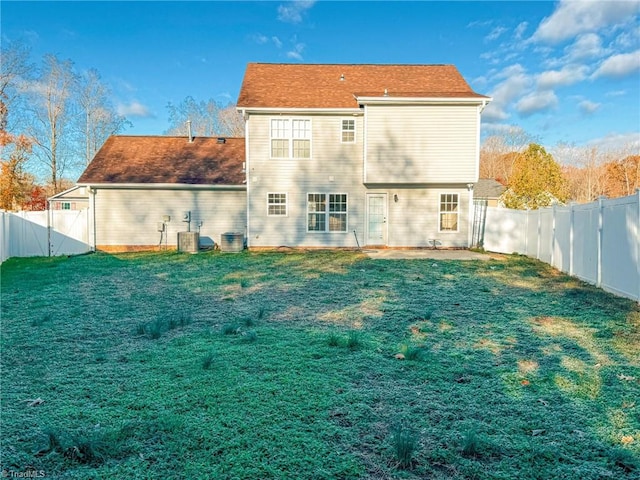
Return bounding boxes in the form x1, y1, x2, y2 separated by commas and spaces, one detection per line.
366, 193, 387, 245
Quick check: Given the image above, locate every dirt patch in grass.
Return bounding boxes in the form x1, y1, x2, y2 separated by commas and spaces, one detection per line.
1, 251, 638, 479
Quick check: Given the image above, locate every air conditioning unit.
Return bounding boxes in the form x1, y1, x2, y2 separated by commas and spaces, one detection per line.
177, 231, 199, 253
220, 232, 244, 253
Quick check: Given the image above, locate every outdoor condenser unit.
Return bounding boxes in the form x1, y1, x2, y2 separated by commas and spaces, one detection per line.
177, 231, 199, 253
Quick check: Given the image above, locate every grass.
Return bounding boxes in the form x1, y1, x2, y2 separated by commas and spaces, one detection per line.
1, 250, 639, 479
391, 421, 419, 469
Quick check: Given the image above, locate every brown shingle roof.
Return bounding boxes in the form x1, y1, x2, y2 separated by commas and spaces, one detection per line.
475, 179, 506, 198
237, 63, 488, 109
78, 136, 245, 186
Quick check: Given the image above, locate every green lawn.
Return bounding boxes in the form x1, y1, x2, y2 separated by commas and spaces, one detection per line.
1, 250, 638, 479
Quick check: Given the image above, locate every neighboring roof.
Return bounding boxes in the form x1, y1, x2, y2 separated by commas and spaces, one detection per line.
78, 136, 245, 186
475, 179, 507, 198
237, 63, 489, 109
48, 185, 89, 201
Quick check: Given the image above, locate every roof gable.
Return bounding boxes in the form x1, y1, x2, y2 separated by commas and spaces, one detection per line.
78, 136, 245, 186
237, 63, 488, 109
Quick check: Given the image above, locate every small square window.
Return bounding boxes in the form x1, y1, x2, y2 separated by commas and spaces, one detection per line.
268, 193, 287, 216
341, 119, 355, 143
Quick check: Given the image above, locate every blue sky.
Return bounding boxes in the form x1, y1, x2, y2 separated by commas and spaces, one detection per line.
3, 0, 639, 152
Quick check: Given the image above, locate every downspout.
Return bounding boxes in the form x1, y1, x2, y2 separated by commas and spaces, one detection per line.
242, 109, 250, 249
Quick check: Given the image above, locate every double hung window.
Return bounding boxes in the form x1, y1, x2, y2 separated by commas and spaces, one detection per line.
341, 119, 355, 143
267, 193, 287, 216
439, 194, 459, 232
270, 118, 311, 158
307, 193, 348, 232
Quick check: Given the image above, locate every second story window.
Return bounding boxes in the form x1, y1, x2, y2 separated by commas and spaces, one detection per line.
341, 119, 355, 143
271, 118, 311, 159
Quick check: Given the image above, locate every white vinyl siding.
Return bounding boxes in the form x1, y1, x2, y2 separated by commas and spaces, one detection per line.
365, 104, 478, 184
245, 113, 473, 248
270, 118, 311, 159
267, 193, 287, 216
439, 193, 459, 232
341, 119, 355, 143
247, 114, 363, 247
93, 188, 246, 248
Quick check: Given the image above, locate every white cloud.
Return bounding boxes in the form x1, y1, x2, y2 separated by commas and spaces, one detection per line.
251, 33, 269, 44
277, 1, 315, 24
605, 89, 627, 97
586, 132, 640, 152
286, 42, 305, 61
565, 33, 607, 61
482, 64, 532, 122
516, 90, 558, 117
592, 49, 640, 78
272, 36, 283, 48
578, 99, 600, 114
485, 26, 507, 42
117, 101, 152, 118
537, 65, 588, 89
514, 22, 528, 40
613, 25, 640, 49
533, 0, 640, 44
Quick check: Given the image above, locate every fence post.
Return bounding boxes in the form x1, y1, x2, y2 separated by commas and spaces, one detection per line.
569, 203, 574, 276
47, 204, 52, 257
537, 208, 541, 260
596, 196, 605, 288
551, 205, 556, 267
637, 189, 640, 303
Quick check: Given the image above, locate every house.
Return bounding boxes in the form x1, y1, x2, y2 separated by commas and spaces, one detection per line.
49, 185, 90, 210
474, 179, 506, 207
236, 63, 491, 248
76, 135, 246, 252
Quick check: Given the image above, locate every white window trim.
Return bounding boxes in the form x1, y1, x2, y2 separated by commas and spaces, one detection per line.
306, 192, 349, 233
438, 193, 460, 233
270, 117, 312, 159
267, 192, 288, 217
340, 118, 356, 144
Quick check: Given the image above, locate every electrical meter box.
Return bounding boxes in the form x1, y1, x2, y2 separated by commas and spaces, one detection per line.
157, 222, 165, 232
182, 211, 191, 222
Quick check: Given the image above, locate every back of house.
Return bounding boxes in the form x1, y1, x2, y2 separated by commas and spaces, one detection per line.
237, 63, 491, 248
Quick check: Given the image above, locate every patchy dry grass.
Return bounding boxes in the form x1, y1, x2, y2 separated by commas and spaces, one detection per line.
1, 251, 638, 479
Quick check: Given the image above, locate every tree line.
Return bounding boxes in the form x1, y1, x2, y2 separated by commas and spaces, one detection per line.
0, 41, 243, 211
480, 127, 639, 209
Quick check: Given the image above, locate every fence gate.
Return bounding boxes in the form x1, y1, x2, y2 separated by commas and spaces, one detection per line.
471, 198, 488, 248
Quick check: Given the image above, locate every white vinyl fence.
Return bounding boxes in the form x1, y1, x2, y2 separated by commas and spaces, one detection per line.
483, 190, 640, 302
0, 210, 92, 262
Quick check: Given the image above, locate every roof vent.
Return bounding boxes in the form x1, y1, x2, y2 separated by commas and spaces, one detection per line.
187, 120, 193, 143
383, 89, 388, 97
340, 74, 345, 81
217, 137, 226, 144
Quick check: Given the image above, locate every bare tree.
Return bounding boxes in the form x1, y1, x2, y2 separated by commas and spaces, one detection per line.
23, 55, 78, 193
0, 40, 32, 132
165, 96, 244, 137
556, 144, 607, 203
480, 126, 535, 184
219, 104, 245, 137
76, 69, 130, 165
